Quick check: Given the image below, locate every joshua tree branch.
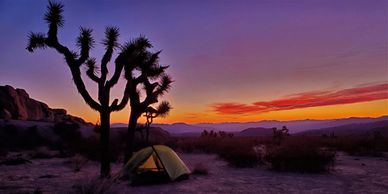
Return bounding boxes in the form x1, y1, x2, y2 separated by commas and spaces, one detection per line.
100, 27, 119, 85
105, 62, 124, 89
76, 27, 94, 66
140, 77, 158, 107
86, 70, 100, 83
40, 18, 101, 111
69, 67, 102, 111
110, 81, 131, 111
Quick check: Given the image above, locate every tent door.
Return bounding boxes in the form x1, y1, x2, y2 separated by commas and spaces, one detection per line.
137, 153, 165, 172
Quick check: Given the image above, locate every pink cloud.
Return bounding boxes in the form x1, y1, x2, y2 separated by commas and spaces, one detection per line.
211, 83, 388, 114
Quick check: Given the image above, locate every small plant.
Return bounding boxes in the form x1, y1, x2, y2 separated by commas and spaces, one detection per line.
72, 178, 114, 194
29, 146, 57, 159
192, 163, 209, 175
265, 141, 335, 172
70, 154, 89, 172
0, 147, 7, 158
218, 145, 259, 168
32, 187, 43, 194
169, 136, 261, 167
340, 134, 385, 157
0, 155, 32, 165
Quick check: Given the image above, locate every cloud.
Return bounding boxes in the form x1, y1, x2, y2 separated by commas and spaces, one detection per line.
211, 83, 388, 115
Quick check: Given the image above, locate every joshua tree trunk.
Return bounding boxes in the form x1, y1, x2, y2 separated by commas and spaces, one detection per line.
124, 111, 141, 163
99, 110, 110, 177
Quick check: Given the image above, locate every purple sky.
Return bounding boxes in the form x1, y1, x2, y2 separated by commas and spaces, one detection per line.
0, 0, 387, 123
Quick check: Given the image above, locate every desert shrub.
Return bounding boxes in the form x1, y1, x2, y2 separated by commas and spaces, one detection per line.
169, 136, 261, 167
0, 147, 7, 157
67, 136, 122, 162
21, 126, 46, 148
32, 187, 43, 194
0, 156, 32, 165
314, 132, 388, 157
69, 154, 89, 172
0, 124, 20, 149
52, 122, 123, 162
336, 135, 387, 157
54, 122, 82, 141
29, 146, 58, 159
0, 125, 45, 150
218, 146, 259, 167
72, 178, 114, 194
265, 140, 335, 172
192, 163, 209, 175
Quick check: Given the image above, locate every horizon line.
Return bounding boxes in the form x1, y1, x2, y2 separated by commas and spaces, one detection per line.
110, 114, 388, 126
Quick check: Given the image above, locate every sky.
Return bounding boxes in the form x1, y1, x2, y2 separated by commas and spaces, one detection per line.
0, 0, 387, 124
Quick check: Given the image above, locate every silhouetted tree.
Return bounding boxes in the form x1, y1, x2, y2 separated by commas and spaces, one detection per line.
135, 103, 171, 143
272, 126, 290, 144
26, 1, 148, 177
143, 102, 171, 142
122, 46, 173, 162
201, 130, 209, 137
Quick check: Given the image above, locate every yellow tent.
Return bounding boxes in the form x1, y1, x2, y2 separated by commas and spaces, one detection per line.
122, 145, 190, 181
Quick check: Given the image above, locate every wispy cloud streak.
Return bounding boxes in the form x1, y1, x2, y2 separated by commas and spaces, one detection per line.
212, 83, 388, 114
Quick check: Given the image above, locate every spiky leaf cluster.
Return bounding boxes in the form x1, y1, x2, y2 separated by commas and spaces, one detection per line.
103, 27, 119, 49
27, 32, 46, 52
44, 1, 64, 27
156, 101, 171, 117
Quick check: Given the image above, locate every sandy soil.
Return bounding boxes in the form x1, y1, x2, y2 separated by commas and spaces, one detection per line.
1, 152, 388, 194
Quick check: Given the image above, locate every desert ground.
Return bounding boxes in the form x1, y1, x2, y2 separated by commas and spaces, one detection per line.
1, 152, 388, 194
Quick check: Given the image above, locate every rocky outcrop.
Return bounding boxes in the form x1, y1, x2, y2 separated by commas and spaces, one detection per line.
0, 85, 87, 124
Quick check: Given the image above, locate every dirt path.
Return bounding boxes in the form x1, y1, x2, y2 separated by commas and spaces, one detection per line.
0, 152, 387, 194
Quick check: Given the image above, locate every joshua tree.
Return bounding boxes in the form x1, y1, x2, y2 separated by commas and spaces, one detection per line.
272, 126, 290, 144
141, 102, 171, 143
26, 1, 149, 177
122, 47, 173, 162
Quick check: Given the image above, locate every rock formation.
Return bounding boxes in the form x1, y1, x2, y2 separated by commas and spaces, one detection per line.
0, 85, 87, 124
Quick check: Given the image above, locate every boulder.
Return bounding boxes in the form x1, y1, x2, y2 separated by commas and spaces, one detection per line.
0, 85, 88, 124
0, 108, 11, 120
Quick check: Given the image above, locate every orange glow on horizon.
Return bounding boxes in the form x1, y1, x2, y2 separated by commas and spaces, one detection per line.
68, 99, 388, 124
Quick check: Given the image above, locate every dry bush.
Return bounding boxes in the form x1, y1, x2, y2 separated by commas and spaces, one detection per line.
67, 136, 122, 162
29, 146, 58, 159
0, 124, 46, 150
169, 137, 261, 167
217, 142, 260, 168
72, 178, 114, 194
295, 134, 388, 157
265, 140, 335, 172
69, 154, 89, 172
32, 187, 43, 194
332, 134, 387, 157
0, 147, 7, 158
0, 156, 31, 165
192, 162, 209, 175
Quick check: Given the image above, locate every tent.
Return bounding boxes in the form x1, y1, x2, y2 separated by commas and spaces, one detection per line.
121, 145, 190, 184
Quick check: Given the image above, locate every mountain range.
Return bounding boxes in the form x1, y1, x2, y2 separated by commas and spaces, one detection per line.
112, 115, 388, 135
2, 85, 387, 137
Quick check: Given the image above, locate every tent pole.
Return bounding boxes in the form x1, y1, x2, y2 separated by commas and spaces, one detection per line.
151, 146, 168, 173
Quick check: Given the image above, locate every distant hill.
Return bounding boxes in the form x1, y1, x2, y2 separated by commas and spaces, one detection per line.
296, 120, 388, 136
112, 115, 388, 135
197, 116, 388, 133
112, 122, 215, 134
236, 127, 273, 137
111, 126, 171, 142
